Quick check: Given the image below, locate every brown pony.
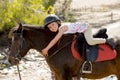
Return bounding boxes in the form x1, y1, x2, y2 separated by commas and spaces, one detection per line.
8, 23, 120, 80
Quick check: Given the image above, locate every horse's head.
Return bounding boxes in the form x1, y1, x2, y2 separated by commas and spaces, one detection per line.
8, 23, 30, 65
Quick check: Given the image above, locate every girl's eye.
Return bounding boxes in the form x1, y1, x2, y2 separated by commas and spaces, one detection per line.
48, 25, 52, 28
52, 23, 54, 26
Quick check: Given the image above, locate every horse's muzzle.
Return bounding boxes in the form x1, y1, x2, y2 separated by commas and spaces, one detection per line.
8, 56, 20, 65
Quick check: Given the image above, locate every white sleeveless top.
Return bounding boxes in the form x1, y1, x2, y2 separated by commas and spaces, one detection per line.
59, 22, 88, 34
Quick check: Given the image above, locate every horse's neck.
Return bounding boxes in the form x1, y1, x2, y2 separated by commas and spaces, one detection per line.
23, 28, 47, 51
26, 28, 74, 55
49, 34, 74, 53
31, 37, 57, 53
30, 35, 48, 51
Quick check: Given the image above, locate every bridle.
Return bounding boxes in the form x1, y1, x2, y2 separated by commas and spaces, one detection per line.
10, 31, 24, 80
10, 32, 24, 60
47, 40, 74, 58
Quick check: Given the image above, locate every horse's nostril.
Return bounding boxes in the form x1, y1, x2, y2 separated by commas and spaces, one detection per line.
8, 56, 12, 63
8, 59, 12, 64
8, 56, 19, 65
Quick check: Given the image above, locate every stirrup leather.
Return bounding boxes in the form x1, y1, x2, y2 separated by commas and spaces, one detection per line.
81, 61, 92, 73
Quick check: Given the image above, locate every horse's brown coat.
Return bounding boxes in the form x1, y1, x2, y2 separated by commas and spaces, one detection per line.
8, 23, 120, 80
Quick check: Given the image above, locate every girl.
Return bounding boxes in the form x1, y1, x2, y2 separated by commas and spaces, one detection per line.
41, 14, 107, 56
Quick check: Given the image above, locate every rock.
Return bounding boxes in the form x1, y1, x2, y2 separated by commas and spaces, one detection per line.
0, 54, 5, 60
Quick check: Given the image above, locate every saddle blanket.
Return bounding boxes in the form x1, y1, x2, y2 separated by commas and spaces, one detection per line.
71, 40, 117, 62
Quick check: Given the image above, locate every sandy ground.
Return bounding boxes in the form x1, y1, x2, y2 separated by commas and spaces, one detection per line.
0, 49, 52, 80
70, 0, 118, 9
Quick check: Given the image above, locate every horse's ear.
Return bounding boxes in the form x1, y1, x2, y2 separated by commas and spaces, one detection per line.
17, 23, 23, 33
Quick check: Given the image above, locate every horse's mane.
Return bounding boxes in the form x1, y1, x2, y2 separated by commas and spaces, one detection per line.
23, 24, 43, 30
8, 24, 44, 39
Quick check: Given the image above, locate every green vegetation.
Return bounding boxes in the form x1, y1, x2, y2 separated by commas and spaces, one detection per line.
0, 0, 55, 30
0, 0, 75, 31
55, 0, 76, 22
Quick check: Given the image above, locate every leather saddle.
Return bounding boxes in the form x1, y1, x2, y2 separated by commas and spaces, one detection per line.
73, 28, 116, 62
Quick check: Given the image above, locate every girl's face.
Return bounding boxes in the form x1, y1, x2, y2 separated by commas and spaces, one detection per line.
47, 22, 58, 32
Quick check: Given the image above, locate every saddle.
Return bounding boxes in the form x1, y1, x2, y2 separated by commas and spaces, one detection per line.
71, 28, 117, 73
71, 28, 117, 62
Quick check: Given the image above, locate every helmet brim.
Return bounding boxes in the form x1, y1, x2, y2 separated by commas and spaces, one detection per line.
44, 20, 60, 28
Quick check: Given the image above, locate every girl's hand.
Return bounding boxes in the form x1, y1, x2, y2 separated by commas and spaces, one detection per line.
42, 48, 48, 56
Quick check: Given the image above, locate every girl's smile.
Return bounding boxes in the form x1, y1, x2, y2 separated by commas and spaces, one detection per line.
47, 22, 58, 32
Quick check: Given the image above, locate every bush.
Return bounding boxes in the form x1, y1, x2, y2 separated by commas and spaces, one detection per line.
0, 0, 55, 31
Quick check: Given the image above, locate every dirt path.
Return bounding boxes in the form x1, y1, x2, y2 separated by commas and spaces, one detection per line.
0, 49, 52, 80
70, 0, 118, 9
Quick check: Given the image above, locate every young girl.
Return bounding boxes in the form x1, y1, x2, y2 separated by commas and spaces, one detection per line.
41, 14, 107, 56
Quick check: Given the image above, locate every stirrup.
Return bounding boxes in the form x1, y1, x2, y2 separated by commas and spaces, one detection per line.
81, 61, 92, 73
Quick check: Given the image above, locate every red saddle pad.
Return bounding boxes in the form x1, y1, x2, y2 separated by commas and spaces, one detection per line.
71, 40, 117, 62
96, 44, 117, 62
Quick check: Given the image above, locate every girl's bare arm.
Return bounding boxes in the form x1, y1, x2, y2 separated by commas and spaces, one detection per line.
45, 26, 68, 51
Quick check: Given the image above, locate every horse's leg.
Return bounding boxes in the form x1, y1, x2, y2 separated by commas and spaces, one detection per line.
51, 72, 56, 80
72, 77, 79, 80
60, 75, 72, 80
65, 76, 73, 80
76, 75, 81, 80
54, 72, 62, 80
116, 73, 120, 80
55, 71, 73, 80
61, 72, 73, 80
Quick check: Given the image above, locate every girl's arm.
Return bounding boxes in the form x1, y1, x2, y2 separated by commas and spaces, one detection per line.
42, 26, 68, 55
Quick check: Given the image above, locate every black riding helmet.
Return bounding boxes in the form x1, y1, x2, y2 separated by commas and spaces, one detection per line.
44, 14, 61, 28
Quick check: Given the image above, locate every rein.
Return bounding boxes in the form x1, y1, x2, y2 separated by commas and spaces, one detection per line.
17, 64, 22, 80
47, 35, 77, 58
48, 41, 72, 58
16, 32, 23, 80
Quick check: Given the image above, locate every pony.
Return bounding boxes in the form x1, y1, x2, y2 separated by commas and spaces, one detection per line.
8, 23, 120, 80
